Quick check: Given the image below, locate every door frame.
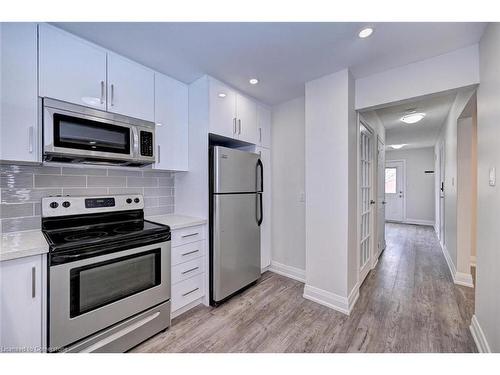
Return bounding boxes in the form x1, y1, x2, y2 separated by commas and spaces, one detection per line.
375, 136, 386, 263
384, 159, 407, 223
438, 141, 446, 247
358, 118, 376, 285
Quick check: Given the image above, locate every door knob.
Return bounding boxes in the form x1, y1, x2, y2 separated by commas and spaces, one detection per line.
370, 200, 376, 205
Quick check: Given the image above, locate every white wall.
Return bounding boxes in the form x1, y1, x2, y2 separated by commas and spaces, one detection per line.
474, 22, 500, 352
435, 89, 475, 278
355, 45, 480, 110
386, 147, 435, 225
271, 97, 306, 272
304, 69, 358, 314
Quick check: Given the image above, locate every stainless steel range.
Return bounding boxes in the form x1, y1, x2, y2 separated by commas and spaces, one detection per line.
42, 194, 171, 353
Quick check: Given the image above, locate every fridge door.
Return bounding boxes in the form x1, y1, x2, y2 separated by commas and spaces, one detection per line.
212, 193, 261, 303
213, 146, 261, 193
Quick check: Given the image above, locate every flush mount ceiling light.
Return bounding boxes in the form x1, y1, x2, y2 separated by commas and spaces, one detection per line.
390, 144, 407, 149
358, 27, 374, 39
249, 78, 259, 85
400, 112, 426, 124
218, 93, 227, 98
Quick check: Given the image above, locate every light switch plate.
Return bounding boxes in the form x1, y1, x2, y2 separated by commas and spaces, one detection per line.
489, 167, 496, 186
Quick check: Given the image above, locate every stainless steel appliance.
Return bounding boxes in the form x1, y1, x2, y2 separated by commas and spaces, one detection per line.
209, 146, 263, 306
42, 194, 170, 352
42, 98, 155, 166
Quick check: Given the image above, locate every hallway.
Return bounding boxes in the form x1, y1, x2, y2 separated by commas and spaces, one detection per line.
132, 223, 476, 353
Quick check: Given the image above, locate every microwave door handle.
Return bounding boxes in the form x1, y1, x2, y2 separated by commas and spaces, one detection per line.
132, 127, 139, 157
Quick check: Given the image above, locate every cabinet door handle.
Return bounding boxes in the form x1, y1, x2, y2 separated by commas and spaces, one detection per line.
259, 127, 262, 143
100, 80, 105, 104
182, 287, 199, 297
110, 84, 115, 106
181, 249, 199, 257
238, 119, 242, 134
157, 145, 161, 164
181, 232, 199, 238
28, 126, 34, 153
31, 266, 36, 298
233, 118, 237, 134
181, 267, 199, 275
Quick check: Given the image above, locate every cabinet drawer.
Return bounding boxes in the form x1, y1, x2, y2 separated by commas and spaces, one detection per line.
171, 274, 204, 311
171, 241, 205, 266
171, 225, 205, 247
172, 257, 205, 285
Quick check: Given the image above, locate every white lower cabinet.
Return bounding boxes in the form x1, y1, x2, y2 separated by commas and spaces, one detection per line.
170, 225, 206, 316
0, 255, 43, 352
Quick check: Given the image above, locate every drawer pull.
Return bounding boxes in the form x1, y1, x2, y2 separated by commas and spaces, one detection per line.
181, 232, 199, 238
181, 249, 199, 257
182, 287, 199, 297
181, 266, 199, 275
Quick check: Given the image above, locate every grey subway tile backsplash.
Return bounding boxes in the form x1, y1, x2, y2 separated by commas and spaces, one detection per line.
35, 175, 86, 188
0, 164, 176, 233
87, 176, 127, 187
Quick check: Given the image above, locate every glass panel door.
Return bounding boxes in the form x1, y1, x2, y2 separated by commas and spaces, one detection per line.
69, 249, 161, 317
359, 123, 373, 278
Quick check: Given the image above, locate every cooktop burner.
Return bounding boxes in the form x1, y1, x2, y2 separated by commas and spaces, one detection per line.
64, 231, 108, 242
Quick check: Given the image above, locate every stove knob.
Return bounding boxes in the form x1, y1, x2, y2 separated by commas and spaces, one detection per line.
49, 202, 59, 209
126, 198, 132, 204
62, 201, 71, 208
134, 197, 140, 204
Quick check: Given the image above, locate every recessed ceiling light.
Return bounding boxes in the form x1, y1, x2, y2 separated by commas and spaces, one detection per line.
249, 78, 259, 85
390, 144, 407, 149
358, 27, 374, 39
218, 93, 227, 98
401, 113, 426, 124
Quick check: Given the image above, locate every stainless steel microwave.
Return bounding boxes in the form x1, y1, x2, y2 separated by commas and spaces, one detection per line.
43, 98, 156, 166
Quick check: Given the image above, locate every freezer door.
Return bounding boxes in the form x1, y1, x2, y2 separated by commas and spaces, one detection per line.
213, 146, 261, 193
212, 193, 261, 302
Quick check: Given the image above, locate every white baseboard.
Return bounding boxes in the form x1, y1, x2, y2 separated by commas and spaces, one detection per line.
269, 261, 305, 283
261, 265, 271, 273
440, 243, 474, 288
404, 218, 435, 227
433, 223, 438, 234
303, 283, 359, 316
171, 297, 203, 319
470, 315, 491, 353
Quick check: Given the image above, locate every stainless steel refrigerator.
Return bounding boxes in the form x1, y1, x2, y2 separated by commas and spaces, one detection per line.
209, 146, 263, 306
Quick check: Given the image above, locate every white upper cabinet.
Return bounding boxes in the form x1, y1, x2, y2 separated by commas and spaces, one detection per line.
107, 53, 155, 121
0, 255, 43, 352
154, 73, 189, 171
1, 23, 40, 163
257, 104, 272, 149
236, 94, 258, 144
39, 24, 107, 110
208, 78, 237, 139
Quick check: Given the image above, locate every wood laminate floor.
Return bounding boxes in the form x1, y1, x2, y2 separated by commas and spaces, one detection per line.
132, 223, 476, 353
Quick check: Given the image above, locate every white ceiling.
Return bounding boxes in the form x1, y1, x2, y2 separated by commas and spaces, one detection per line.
376, 91, 458, 150
53, 22, 487, 105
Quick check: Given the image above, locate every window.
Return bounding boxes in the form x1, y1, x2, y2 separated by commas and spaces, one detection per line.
385, 167, 397, 194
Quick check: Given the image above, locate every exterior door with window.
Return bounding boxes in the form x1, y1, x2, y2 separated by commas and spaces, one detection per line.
385, 160, 405, 222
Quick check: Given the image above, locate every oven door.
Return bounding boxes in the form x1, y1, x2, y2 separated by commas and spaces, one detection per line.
49, 241, 170, 350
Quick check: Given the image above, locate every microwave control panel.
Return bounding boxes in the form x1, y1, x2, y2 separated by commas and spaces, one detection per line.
140, 131, 154, 157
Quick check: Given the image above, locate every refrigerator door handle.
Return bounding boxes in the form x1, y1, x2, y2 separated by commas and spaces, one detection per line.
256, 158, 264, 192
256, 193, 263, 226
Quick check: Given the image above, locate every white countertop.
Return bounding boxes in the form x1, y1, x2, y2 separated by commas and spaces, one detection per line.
1, 230, 49, 262
145, 214, 207, 230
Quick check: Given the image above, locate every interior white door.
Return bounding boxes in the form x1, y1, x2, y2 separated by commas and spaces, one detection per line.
107, 53, 155, 121
236, 94, 258, 144
39, 24, 107, 110
385, 160, 405, 222
439, 142, 446, 245
376, 137, 386, 256
154, 73, 189, 171
209, 78, 237, 139
359, 123, 374, 282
